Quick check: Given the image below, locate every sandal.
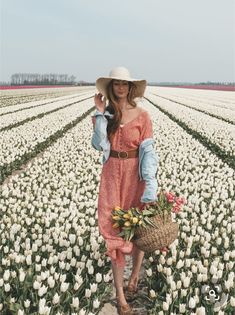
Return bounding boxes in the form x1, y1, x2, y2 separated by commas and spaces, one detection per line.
124, 277, 139, 301
117, 303, 135, 315
116, 297, 135, 315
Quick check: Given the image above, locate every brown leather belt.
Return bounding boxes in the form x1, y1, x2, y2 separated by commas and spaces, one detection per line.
110, 148, 139, 159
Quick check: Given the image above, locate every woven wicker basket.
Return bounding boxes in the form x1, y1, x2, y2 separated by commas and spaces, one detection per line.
133, 212, 178, 252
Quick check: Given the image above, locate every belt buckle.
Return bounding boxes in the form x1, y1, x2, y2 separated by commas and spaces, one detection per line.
118, 151, 128, 159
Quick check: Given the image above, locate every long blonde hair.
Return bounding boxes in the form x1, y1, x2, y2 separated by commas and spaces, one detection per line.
105, 80, 138, 143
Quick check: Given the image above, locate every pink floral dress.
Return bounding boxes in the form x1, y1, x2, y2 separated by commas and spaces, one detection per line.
94, 110, 153, 267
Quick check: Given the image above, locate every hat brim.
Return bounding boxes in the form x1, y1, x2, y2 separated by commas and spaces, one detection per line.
96, 77, 147, 99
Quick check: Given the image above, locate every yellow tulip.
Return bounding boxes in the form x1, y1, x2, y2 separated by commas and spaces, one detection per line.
112, 215, 120, 221
139, 220, 143, 225
124, 221, 131, 227
132, 217, 138, 224
114, 206, 122, 211
123, 213, 130, 219
112, 222, 119, 228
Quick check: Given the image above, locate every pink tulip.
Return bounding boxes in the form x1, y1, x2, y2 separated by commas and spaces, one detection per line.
165, 192, 175, 203
160, 247, 169, 253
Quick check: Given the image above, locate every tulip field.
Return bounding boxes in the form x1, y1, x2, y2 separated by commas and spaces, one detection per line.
0, 86, 234, 315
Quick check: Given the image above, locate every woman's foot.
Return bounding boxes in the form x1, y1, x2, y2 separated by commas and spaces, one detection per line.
124, 275, 139, 301
116, 296, 134, 315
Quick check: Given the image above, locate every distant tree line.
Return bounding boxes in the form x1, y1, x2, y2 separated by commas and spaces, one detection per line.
149, 81, 234, 86
11, 73, 77, 85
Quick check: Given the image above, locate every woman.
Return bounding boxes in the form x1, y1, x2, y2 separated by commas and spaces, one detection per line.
91, 66, 158, 315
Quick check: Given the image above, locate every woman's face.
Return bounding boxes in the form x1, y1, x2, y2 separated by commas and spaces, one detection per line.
112, 80, 129, 99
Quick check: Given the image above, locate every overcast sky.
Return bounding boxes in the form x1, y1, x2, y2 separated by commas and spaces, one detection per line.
1, 0, 234, 83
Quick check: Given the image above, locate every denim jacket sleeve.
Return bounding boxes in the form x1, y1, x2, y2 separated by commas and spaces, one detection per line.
91, 109, 114, 163
139, 138, 159, 203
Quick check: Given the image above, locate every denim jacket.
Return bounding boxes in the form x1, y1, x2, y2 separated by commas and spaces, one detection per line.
91, 109, 159, 203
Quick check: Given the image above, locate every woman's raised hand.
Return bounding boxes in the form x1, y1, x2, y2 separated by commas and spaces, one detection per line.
94, 93, 106, 113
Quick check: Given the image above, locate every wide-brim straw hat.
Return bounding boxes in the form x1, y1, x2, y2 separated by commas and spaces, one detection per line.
96, 66, 147, 99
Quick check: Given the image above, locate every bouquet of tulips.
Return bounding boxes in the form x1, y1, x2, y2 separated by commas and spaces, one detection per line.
111, 188, 186, 251
111, 205, 157, 241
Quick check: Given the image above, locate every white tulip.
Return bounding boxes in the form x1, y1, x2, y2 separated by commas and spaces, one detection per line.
197, 273, 203, 282
26, 255, 32, 265
54, 272, 60, 280
224, 252, 230, 261
185, 259, 191, 268
167, 257, 173, 265
179, 304, 186, 313
3, 270, 10, 281
176, 259, 184, 269
52, 293, 60, 304
183, 277, 190, 288
180, 289, 187, 298
59, 261, 66, 269
149, 289, 156, 298
196, 306, 206, 315
78, 308, 86, 315
176, 280, 182, 289
38, 298, 46, 313
230, 296, 235, 307
33, 280, 40, 290
88, 265, 94, 275
159, 256, 165, 264
60, 274, 66, 282
19, 269, 26, 282
38, 285, 48, 297
70, 258, 77, 267
60, 282, 69, 292
96, 273, 102, 283
209, 265, 217, 275
104, 273, 110, 282
24, 299, 30, 308
93, 298, 100, 309
211, 247, 217, 255
47, 276, 55, 288
163, 301, 169, 310
146, 268, 152, 277
71, 297, 80, 309
4, 283, 10, 292
202, 274, 208, 282
85, 288, 91, 298
170, 281, 176, 291
90, 283, 97, 293
189, 296, 196, 308
18, 310, 24, 315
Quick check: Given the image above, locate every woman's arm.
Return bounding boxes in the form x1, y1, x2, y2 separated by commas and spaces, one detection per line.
139, 112, 159, 203
91, 110, 109, 151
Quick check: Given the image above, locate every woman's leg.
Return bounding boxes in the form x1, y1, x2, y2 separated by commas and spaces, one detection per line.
111, 261, 128, 306
129, 247, 144, 286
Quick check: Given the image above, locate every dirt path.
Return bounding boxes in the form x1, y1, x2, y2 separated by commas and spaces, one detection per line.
99, 255, 148, 315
